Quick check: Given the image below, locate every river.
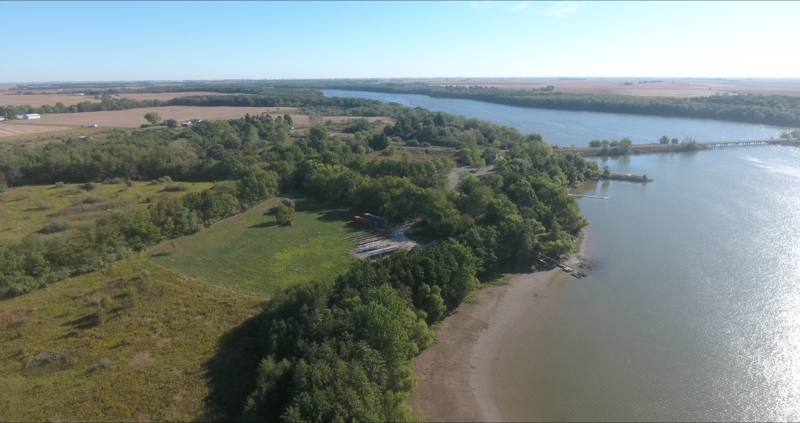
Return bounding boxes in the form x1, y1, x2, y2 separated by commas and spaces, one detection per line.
324, 89, 800, 420
496, 146, 800, 421
322, 89, 787, 148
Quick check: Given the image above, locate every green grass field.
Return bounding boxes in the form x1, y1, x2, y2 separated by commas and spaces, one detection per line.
0, 181, 213, 244
147, 198, 363, 298
0, 257, 261, 422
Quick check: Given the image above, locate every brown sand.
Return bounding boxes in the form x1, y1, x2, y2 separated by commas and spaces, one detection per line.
409, 269, 563, 422
410, 233, 587, 422
0, 92, 231, 107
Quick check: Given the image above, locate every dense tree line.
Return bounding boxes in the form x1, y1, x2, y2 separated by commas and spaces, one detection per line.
1, 106, 593, 297
273, 81, 800, 127
1, 100, 598, 419
240, 240, 476, 421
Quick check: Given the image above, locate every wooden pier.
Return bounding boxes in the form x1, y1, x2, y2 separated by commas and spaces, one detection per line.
703, 140, 782, 148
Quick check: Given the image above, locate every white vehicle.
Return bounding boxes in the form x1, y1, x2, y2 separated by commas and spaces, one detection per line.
89, 124, 98, 128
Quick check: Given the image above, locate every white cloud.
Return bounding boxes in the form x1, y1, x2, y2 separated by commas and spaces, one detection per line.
506, 1, 531, 12
537, 1, 579, 17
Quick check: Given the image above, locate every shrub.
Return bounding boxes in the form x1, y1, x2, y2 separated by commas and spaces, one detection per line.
81, 182, 98, 191
104, 177, 123, 184
125, 180, 134, 187
55, 182, 65, 188
36, 201, 50, 210
150, 180, 162, 186
69, 186, 87, 195
24, 350, 69, 370
0, 183, 7, 193
83, 195, 104, 204
91, 357, 112, 372
125, 286, 137, 307
41, 220, 71, 234
162, 176, 172, 182
281, 197, 295, 209
145, 196, 156, 203
164, 183, 187, 192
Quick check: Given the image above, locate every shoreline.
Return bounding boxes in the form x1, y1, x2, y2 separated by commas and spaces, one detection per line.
409, 231, 588, 422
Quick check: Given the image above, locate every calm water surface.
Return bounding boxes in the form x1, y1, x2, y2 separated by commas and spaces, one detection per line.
322, 89, 787, 147
495, 146, 800, 421
328, 89, 800, 419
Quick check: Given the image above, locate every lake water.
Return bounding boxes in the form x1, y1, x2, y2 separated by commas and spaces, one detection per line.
495, 146, 800, 421
322, 89, 787, 148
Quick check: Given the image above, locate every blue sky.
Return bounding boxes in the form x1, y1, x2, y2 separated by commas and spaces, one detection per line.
2, 1, 798, 82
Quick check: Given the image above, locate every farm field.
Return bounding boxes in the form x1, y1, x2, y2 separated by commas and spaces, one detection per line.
0, 257, 260, 422
0, 123, 72, 138
147, 198, 362, 297
0, 127, 107, 148
0, 91, 232, 107
2, 106, 299, 128
411, 77, 800, 97
0, 181, 213, 244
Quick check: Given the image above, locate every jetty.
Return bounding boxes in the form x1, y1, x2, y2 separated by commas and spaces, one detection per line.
570, 194, 609, 200
538, 254, 582, 276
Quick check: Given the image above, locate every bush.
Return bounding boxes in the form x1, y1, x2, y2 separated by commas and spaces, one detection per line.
55, 182, 65, 188
36, 201, 50, 210
83, 195, 104, 204
164, 183, 187, 192
104, 177, 123, 184
150, 180, 161, 186
275, 203, 294, 225
81, 182, 98, 191
0, 184, 7, 193
91, 357, 113, 372
41, 220, 71, 234
24, 350, 69, 370
125, 180, 134, 187
69, 186, 87, 195
281, 197, 295, 209
162, 176, 172, 182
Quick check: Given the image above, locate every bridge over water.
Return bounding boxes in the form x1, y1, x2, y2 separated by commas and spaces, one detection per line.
702, 139, 784, 148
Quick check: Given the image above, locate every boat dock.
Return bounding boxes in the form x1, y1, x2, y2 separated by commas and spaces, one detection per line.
538, 254, 585, 277
570, 194, 609, 200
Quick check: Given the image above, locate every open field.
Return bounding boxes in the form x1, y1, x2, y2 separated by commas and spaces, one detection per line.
0, 127, 108, 148
0, 257, 261, 422
0, 123, 72, 138
2, 106, 299, 128
409, 77, 800, 97
148, 198, 361, 297
0, 92, 232, 107
0, 181, 214, 244
290, 114, 395, 127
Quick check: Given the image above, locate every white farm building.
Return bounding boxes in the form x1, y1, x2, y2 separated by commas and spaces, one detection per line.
22, 113, 41, 119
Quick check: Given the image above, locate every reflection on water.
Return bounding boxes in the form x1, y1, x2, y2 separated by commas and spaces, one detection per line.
494, 146, 800, 421
322, 89, 788, 148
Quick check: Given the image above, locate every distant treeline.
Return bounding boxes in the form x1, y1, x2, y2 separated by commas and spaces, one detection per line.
284, 82, 800, 128
8, 82, 797, 128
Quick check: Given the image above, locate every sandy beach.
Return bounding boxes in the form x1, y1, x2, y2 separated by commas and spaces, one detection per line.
410, 234, 587, 422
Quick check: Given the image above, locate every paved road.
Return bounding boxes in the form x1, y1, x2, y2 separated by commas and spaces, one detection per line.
448, 165, 495, 189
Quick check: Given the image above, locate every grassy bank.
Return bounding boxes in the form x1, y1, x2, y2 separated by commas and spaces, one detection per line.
0, 181, 213, 244
147, 198, 362, 297
0, 258, 260, 422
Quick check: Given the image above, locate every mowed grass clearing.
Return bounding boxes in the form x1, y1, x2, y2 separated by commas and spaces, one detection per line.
0, 258, 261, 422
147, 198, 363, 298
0, 181, 213, 244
